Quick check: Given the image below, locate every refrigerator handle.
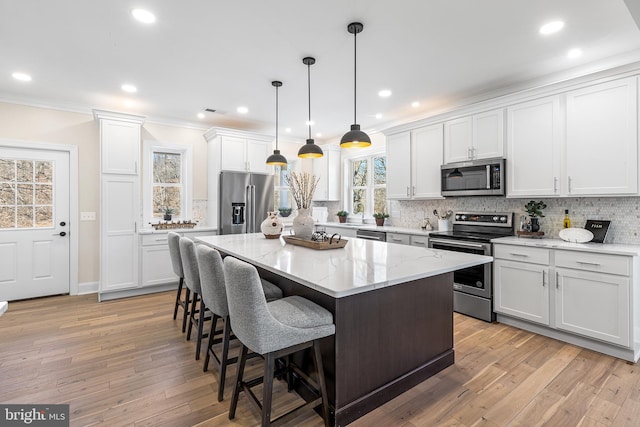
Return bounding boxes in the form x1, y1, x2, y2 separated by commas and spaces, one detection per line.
245, 185, 252, 233
250, 185, 256, 233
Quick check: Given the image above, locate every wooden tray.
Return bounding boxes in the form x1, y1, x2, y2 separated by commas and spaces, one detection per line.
516, 231, 545, 238
283, 235, 348, 250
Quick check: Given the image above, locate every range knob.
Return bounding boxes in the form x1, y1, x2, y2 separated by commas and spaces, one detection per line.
455, 214, 461, 220
460, 215, 467, 220
500, 216, 507, 222
492, 216, 499, 221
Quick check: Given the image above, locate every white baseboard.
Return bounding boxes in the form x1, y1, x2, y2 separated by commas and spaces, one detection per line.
77, 281, 99, 295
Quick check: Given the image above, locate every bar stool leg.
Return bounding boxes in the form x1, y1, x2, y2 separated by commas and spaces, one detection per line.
203, 314, 219, 372
218, 316, 232, 402
173, 277, 184, 319
181, 287, 190, 333
261, 352, 276, 426
195, 299, 207, 360
313, 340, 330, 427
229, 344, 249, 420
187, 293, 199, 340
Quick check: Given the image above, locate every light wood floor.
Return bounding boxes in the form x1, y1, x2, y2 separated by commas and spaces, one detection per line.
1, 292, 640, 426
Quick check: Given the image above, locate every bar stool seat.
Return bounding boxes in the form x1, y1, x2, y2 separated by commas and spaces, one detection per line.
224, 256, 335, 427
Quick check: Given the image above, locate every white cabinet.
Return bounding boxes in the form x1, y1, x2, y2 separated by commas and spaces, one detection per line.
94, 110, 144, 298
387, 123, 443, 200
387, 233, 410, 245
410, 235, 429, 248
444, 109, 504, 163
564, 77, 638, 196
321, 225, 357, 238
220, 135, 271, 174
507, 77, 638, 198
506, 95, 562, 197
313, 145, 340, 201
494, 241, 639, 361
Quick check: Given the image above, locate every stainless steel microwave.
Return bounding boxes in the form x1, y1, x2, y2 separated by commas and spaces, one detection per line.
441, 158, 505, 197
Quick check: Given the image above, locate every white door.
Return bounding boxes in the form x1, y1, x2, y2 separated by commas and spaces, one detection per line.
0, 147, 70, 301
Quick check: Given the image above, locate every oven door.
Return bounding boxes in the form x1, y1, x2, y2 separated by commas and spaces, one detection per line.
428, 238, 492, 299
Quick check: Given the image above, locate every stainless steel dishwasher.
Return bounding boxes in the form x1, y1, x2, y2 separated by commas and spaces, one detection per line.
356, 229, 387, 242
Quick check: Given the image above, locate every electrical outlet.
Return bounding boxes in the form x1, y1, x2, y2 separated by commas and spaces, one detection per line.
80, 212, 96, 221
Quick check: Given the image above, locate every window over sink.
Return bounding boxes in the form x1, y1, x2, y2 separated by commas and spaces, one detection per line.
349, 154, 386, 218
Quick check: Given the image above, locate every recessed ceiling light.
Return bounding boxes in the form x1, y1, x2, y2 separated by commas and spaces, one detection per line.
375, 113, 383, 119
305, 120, 315, 126
237, 106, 248, 114
12, 72, 32, 82
567, 48, 582, 59
131, 9, 156, 24
285, 128, 292, 133
197, 112, 205, 119
121, 84, 137, 93
378, 89, 392, 98
411, 101, 420, 108
539, 20, 564, 35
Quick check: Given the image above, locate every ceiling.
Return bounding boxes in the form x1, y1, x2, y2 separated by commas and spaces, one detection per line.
2, 0, 640, 143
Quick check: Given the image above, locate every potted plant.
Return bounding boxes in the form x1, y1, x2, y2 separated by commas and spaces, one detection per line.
337, 210, 348, 223
373, 212, 389, 226
278, 207, 292, 217
162, 207, 175, 221
524, 200, 546, 232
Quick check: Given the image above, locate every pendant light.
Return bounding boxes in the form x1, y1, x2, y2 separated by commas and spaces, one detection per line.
298, 57, 324, 158
448, 168, 463, 178
340, 22, 371, 148
266, 81, 288, 166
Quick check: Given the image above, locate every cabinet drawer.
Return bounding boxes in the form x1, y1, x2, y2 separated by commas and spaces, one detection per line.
141, 234, 170, 246
410, 235, 429, 248
387, 233, 411, 245
493, 244, 550, 265
555, 250, 630, 276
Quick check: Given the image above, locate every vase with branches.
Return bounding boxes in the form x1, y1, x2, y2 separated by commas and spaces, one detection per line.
284, 172, 319, 239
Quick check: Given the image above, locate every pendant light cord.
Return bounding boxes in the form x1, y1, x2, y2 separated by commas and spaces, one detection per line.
307, 61, 312, 140
353, 29, 357, 124
275, 84, 279, 149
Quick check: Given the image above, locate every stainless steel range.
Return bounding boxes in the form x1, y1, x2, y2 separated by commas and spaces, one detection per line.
428, 212, 514, 322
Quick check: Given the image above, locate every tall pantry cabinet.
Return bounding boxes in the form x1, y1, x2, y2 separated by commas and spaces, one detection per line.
93, 110, 145, 300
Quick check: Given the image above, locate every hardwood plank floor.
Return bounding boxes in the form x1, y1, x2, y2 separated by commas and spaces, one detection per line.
1, 292, 639, 426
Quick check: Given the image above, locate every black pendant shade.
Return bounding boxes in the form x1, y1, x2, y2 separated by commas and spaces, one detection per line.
341, 22, 371, 148
266, 80, 288, 166
298, 57, 323, 159
448, 168, 463, 178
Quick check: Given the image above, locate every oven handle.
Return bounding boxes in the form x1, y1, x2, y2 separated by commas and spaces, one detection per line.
429, 238, 488, 250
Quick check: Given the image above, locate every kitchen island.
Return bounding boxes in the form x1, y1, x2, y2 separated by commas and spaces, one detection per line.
196, 233, 492, 426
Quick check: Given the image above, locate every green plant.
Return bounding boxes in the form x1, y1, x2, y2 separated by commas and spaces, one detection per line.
278, 207, 292, 213
373, 212, 390, 219
336, 210, 348, 217
162, 207, 175, 215
524, 200, 547, 217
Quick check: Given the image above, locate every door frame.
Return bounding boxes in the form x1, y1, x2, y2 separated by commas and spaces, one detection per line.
0, 139, 79, 295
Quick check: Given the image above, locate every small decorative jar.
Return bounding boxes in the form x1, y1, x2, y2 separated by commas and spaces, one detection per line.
260, 211, 283, 239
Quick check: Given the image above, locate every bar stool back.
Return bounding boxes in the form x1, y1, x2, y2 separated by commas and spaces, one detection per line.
179, 237, 209, 360
224, 256, 335, 427
168, 232, 189, 332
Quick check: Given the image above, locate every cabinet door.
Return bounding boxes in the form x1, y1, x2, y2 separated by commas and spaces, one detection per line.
565, 77, 638, 195
555, 268, 630, 346
312, 154, 329, 201
246, 139, 271, 174
412, 124, 444, 199
386, 132, 412, 199
140, 245, 177, 287
101, 119, 140, 174
506, 96, 561, 197
444, 116, 472, 163
473, 109, 504, 160
220, 136, 248, 171
387, 233, 410, 245
494, 259, 549, 325
410, 235, 429, 248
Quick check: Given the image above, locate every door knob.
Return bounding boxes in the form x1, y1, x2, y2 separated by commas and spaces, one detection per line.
59, 221, 66, 226
53, 231, 67, 237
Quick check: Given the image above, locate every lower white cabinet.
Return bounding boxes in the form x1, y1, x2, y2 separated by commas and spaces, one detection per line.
493, 241, 639, 361
410, 235, 429, 248
387, 233, 410, 245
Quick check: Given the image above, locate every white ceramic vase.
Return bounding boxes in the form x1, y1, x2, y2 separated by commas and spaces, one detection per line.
292, 208, 314, 240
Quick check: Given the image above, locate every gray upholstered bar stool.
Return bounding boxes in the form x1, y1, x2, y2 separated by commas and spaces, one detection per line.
224, 256, 335, 427
196, 245, 283, 401
179, 237, 210, 360
168, 232, 189, 333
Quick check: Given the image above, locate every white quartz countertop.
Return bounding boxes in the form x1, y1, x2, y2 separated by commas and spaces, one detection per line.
139, 226, 217, 235
196, 233, 492, 298
492, 236, 640, 257
315, 222, 432, 236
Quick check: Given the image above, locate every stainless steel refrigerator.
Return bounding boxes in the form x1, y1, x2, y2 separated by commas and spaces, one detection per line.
219, 171, 274, 235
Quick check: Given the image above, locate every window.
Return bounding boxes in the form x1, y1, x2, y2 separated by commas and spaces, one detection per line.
0, 158, 53, 228
143, 141, 192, 224
274, 161, 296, 215
349, 154, 386, 217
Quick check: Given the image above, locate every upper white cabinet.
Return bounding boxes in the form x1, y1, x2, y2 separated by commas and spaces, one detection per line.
219, 135, 271, 174
564, 77, 638, 195
313, 145, 341, 201
387, 123, 443, 200
96, 111, 143, 175
443, 109, 504, 164
506, 95, 562, 197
